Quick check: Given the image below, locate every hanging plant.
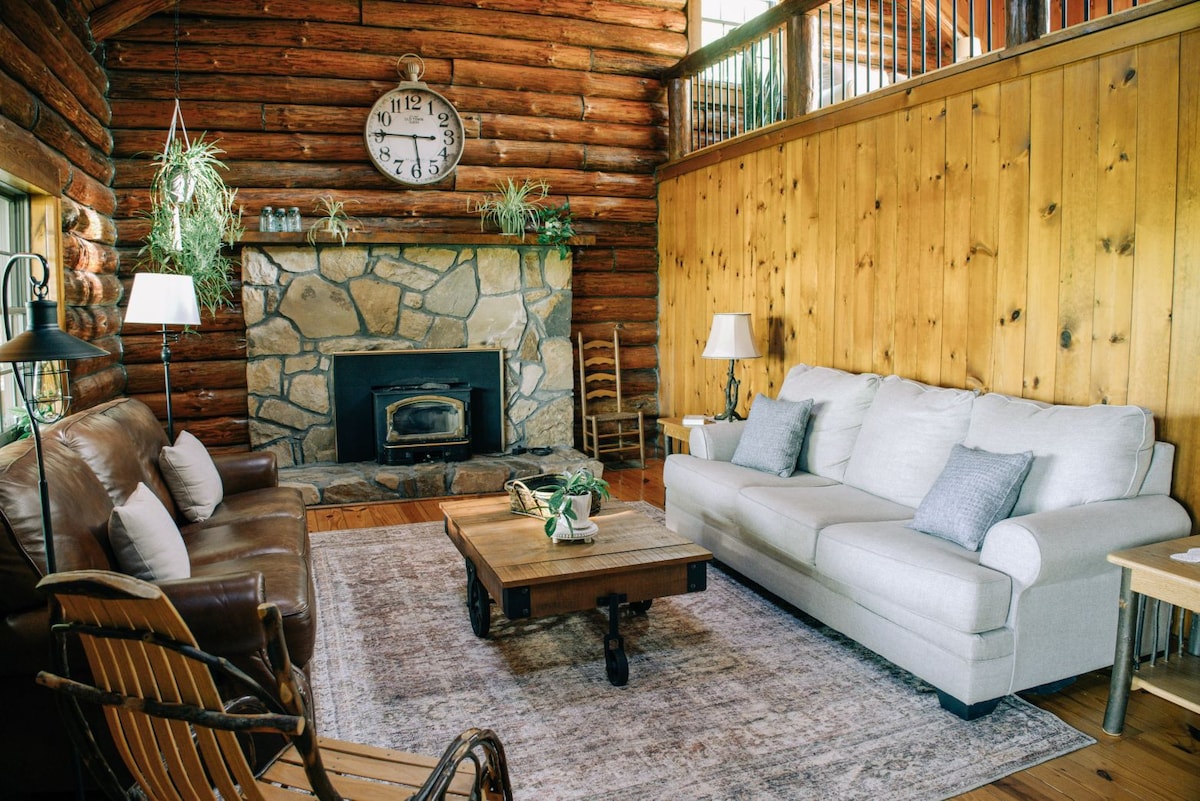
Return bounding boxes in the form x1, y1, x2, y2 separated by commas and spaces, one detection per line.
469, 178, 549, 239
139, 130, 244, 318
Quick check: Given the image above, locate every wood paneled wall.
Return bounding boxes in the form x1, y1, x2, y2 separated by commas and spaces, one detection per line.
0, 1, 123, 409
106, 0, 683, 447
658, 2, 1200, 521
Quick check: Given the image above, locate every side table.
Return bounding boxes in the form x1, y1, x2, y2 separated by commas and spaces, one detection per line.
656, 416, 711, 456
1102, 534, 1200, 735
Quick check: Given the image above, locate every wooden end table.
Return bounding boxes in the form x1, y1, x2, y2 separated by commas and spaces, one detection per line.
441, 496, 712, 686
657, 416, 711, 455
1103, 535, 1200, 735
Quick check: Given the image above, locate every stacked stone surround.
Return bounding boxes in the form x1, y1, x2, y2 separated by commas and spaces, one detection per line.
242, 243, 576, 469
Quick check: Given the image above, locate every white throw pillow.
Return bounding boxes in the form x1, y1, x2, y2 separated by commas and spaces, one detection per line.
109, 482, 190, 581
777, 365, 881, 481
160, 430, 224, 523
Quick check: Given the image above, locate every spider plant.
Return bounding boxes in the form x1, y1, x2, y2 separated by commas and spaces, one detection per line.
470, 178, 549, 239
306, 196, 361, 246
139, 135, 244, 318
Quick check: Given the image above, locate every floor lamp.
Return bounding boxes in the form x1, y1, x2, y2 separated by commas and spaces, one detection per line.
0, 253, 106, 573
123, 273, 201, 443
701, 312, 762, 422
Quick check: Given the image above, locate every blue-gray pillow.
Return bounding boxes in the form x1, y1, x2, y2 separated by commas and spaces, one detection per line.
731, 395, 814, 477
909, 444, 1034, 550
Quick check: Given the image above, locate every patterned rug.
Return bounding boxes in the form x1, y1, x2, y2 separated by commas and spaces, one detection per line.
308, 503, 1093, 800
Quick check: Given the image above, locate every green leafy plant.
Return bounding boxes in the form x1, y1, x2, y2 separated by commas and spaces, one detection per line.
541, 468, 611, 537
469, 178, 549, 239
534, 201, 576, 258
140, 135, 244, 318
306, 196, 361, 246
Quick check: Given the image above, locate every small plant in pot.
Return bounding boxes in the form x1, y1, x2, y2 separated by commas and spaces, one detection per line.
540, 468, 610, 540
469, 178, 549, 239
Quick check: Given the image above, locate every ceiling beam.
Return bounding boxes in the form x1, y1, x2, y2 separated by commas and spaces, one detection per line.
89, 0, 175, 42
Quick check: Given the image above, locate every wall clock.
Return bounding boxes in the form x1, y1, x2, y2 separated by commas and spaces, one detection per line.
365, 55, 465, 186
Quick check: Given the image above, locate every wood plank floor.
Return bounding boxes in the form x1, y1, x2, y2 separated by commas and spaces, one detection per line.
308, 459, 1200, 800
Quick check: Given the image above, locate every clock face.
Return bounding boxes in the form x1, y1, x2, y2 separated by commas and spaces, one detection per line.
365, 86, 465, 186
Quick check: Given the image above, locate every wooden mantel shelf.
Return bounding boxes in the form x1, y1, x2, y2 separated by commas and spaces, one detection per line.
238, 232, 596, 247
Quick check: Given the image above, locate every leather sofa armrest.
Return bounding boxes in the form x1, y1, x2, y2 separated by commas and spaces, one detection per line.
979, 494, 1193, 588
688, 420, 748, 461
0, 606, 51, 676
211, 451, 279, 495
158, 572, 268, 656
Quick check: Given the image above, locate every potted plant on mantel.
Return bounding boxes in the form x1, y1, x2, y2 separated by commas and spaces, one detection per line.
470, 177, 550, 239
140, 134, 243, 318
538, 468, 611, 542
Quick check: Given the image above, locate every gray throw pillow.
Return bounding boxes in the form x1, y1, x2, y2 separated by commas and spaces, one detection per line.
160, 430, 224, 523
109, 482, 191, 581
909, 444, 1034, 551
731, 395, 814, 477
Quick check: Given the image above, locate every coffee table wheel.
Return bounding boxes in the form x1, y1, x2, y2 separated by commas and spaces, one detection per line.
629, 599, 653, 615
604, 634, 628, 687
465, 558, 491, 638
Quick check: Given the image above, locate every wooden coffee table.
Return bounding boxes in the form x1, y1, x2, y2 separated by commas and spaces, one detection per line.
441, 496, 712, 686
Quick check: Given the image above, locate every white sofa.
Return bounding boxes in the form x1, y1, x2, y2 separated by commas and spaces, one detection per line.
664, 365, 1193, 718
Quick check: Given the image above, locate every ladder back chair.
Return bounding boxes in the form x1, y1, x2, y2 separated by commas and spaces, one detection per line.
577, 329, 645, 467
35, 570, 514, 801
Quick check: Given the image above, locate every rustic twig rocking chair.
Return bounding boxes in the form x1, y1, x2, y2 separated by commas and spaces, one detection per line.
577, 329, 646, 467
35, 570, 514, 801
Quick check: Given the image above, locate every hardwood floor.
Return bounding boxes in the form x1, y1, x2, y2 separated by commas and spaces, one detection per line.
308, 459, 1200, 800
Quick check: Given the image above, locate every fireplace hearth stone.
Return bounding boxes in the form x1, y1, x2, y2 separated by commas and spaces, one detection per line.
278, 448, 600, 506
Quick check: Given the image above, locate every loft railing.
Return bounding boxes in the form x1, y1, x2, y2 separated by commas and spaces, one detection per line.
664, 0, 1156, 159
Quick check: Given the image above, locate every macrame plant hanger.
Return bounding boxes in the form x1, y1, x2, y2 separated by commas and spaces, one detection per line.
162, 0, 192, 251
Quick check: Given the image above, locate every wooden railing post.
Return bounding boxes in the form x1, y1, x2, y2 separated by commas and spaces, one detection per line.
667, 76, 692, 160
1006, 0, 1050, 46
786, 11, 817, 118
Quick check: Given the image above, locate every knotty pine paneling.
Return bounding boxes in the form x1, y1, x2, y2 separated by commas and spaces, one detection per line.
658, 3, 1200, 521
105, 0, 683, 448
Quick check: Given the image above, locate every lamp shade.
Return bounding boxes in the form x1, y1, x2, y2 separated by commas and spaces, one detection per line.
701, 313, 761, 360
0, 299, 107, 362
125, 273, 201, 326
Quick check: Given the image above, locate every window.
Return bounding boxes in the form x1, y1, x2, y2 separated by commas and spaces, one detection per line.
0, 184, 31, 444
699, 0, 777, 46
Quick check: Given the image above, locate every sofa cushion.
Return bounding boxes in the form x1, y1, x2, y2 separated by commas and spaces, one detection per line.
909, 444, 1034, 551
731, 395, 813, 476
842, 376, 976, 508
160, 431, 224, 523
109, 482, 191, 581
964, 393, 1155, 515
816, 521, 1012, 635
777, 364, 881, 481
736, 484, 914, 566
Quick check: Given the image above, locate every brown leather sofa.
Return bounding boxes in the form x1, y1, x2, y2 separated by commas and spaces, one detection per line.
0, 397, 316, 797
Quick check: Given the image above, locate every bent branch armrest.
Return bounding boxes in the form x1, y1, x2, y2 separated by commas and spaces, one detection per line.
211, 451, 279, 495
979, 494, 1193, 588
159, 572, 268, 656
689, 420, 748, 461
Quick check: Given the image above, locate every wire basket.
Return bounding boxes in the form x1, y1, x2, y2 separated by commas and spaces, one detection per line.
505, 473, 603, 518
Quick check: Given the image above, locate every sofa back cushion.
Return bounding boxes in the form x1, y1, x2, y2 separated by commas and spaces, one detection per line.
842, 376, 976, 508
0, 436, 115, 616
777, 365, 881, 481
963, 393, 1155, 515
51, 398, 177, 516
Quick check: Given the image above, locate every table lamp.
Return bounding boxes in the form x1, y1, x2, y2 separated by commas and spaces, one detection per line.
124, 272, 201, 443
0, 253, 106, 573
701, 312, 761, 421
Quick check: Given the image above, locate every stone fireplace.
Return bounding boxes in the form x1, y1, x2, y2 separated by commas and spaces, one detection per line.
241, 242, 575, 468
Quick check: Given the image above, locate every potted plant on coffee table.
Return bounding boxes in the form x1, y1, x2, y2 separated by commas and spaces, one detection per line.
540, 468, 610, 542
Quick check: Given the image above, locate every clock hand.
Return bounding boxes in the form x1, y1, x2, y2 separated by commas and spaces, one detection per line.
369, 131, 437, 141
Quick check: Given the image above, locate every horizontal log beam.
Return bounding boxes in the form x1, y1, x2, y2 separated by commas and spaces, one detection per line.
125, 360, 247, 393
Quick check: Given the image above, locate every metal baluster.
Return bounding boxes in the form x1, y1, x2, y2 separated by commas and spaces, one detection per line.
1133, 594, 1146, 670
892, 0, 898, 83
936, 0, 942, 69
1150, 598, 1161, 666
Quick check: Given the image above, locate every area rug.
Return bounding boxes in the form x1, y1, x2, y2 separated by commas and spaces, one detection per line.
308, 503, 1093, 800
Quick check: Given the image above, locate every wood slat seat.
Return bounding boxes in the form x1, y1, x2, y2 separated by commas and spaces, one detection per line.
578, 329, 646, 467
35, 570, 514, 801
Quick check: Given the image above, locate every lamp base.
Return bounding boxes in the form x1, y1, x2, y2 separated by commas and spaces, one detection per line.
713, 359, 744, 421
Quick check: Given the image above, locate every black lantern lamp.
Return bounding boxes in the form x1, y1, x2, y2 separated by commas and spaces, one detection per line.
0, 253, 106, 573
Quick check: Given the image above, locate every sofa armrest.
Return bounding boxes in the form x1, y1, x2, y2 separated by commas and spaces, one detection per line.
979, 494, 1193, 588
689, 420, 748, 461
159, 572, 268, 656
211, 451, 279, 495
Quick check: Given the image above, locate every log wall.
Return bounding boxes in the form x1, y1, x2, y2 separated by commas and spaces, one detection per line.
0, 0, 123, 410
106, 0, 685, 449
657, 2, 1200, 521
